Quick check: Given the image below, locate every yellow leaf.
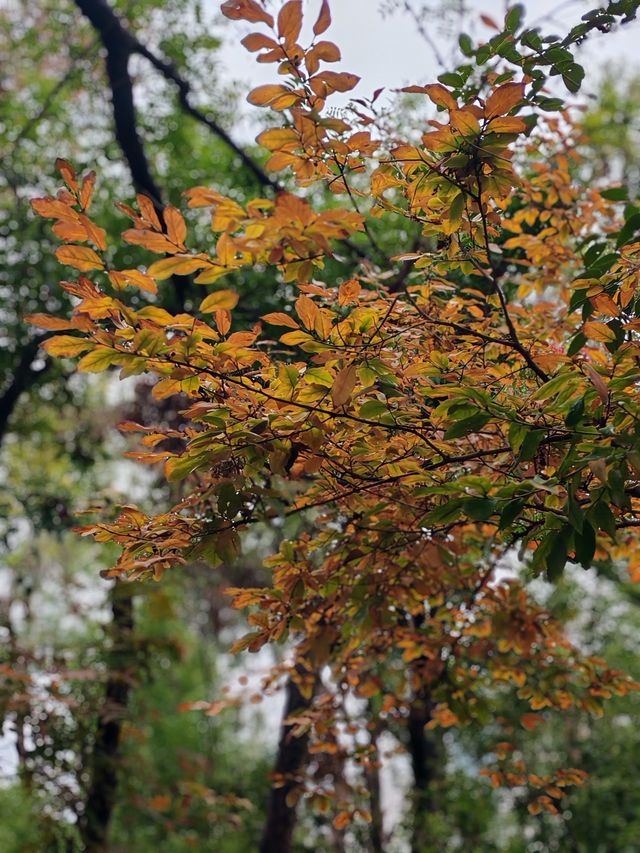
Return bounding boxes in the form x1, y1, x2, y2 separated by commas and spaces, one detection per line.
422, 83, 457, 111
487, 116, 528, 134
147, 256, 209, 280
41, 335, 92, 357
77, 346, 119, 372
55, 245, 104, 271
200, 289, 239, 312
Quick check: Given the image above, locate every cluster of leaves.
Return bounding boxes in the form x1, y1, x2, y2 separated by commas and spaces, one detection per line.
29, 0, 640, 825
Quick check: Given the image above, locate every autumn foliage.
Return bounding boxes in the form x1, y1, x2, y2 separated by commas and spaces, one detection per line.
29, 0, 640, 826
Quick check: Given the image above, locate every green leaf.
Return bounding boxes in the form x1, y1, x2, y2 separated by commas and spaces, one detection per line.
443, 412, 491, 440
498, 498, 527, 530
600, 186, 628, 201
519, 429, 545, 462
574, 521, 596, 567
505, 3, 524, 32
588, 500, 616, 538
462, 497, 496, 521
546, 524, 573, 581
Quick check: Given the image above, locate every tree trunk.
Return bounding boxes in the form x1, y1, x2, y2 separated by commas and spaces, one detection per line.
79, 582, 134, 852
259, 669, 317, 853
407, 688, 440, 853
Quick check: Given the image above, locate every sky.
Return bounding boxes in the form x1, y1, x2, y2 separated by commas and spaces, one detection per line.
216, 0, 640, 130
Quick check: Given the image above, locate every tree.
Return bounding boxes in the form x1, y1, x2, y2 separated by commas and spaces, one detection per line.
28, 0, 640, 847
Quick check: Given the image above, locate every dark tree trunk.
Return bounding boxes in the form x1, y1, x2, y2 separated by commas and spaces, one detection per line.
259, 670, 317, 853
407, 688, 440, 853
364, 723, 385, 853
80, 583, 134, 852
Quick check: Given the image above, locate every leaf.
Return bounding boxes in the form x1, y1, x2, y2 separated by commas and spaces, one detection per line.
278, 0, 303, 44
31, 197, 77, 220
221, 0, 274, 26
443, 412, 491, 440
77, 346, 119, 372
55, 245, 104, 271
295, 294, 319, 330
79, 170, 96, 210
262, 312, 300, 329
41, 335, 92, 357
241, 33, 278, 52
487, 116, 527, 133
422, 83, 457, 110
163, 205, 187, 247
338, 279, 361, 306
313, 0, 331, 35
25, 314, 78, 331
519, 429, 545, 462
214, 309, 232, 336
123, 229, 179, 254
200, 290, 239, 312
480, 13, 500, 30
332, 364, 357, 406
147, 256, 209, 280
584, 364, 609, 404
56, 157, 78, 192
247, 84, 294, 106
485, 82, 525, 118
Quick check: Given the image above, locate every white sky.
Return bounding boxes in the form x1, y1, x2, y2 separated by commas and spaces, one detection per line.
216, 0, 640, 121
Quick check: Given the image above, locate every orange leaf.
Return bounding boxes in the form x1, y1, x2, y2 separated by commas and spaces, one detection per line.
278, 0, 303, 44
241, 32, 278, 52
262, 312, 300, 329
108, 269, 158, 294
215, 309, 232, 336
56, 158, 78, 192
313, 0, 331, 35
332, 364, 357, 406
247, 84, 292, 107
485, 82, 525, 119
78, 214, 107, 250
123, 229, 179, 254
220, 0, 273, 26
137, 194, 162, 230
338, 279, 361, 306
31, 197, 77, 220
295, 294, 319, 330
25, 314, 79, 331
421, 83, 457, 111
55, 245, 104, 271
79, 171, 96, 210
163, 205, 187, 247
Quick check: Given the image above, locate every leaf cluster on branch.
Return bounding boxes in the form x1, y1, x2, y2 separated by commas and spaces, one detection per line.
29, 0, 640, 826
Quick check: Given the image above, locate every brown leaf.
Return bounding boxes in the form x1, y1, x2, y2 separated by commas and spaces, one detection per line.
56, 158, 78, 192
485, 82, 525, 119
313, 0, 331, 35
332, 364, 357, 407
278, 0, 303, 44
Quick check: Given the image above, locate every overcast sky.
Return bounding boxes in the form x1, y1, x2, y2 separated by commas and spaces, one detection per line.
216, 0, 640, 127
